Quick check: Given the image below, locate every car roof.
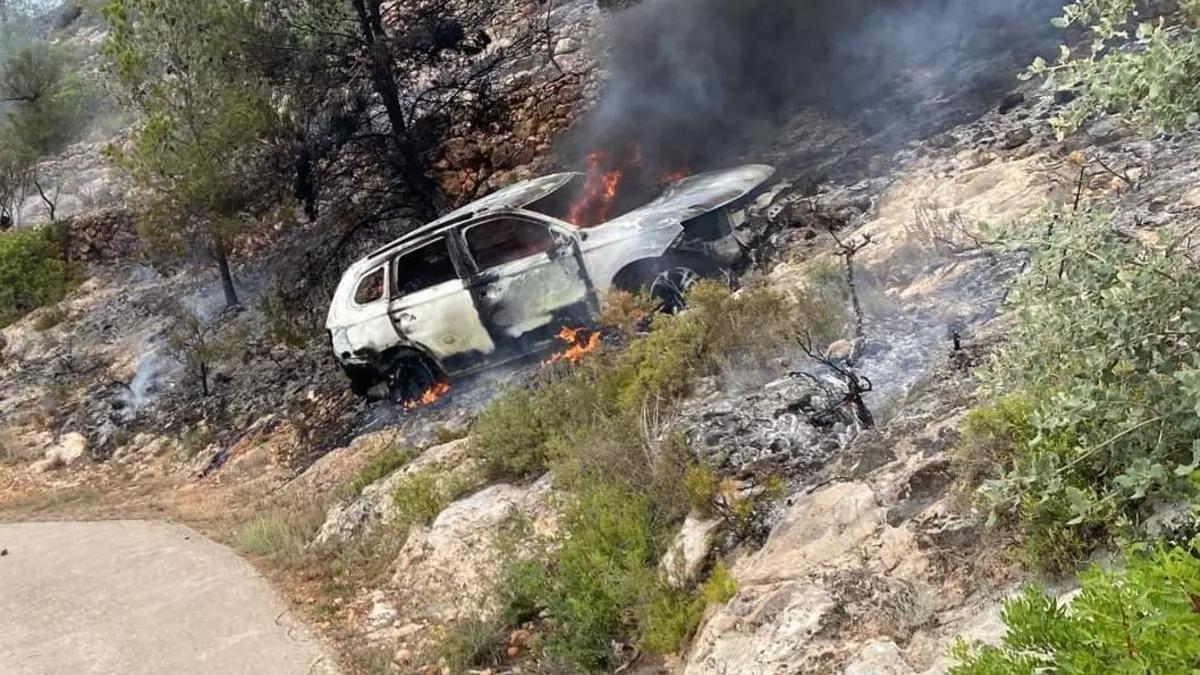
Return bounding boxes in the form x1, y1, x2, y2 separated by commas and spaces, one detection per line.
362, 172, 579, 263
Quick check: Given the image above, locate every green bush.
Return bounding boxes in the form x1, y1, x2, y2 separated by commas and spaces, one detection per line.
391, 465, 480, 532
343, 443, 415, 498
1027, 0, 1200, 134
701, 561, 738, 604
951, 542, 1200, 674
472, 281, 842, 482
436, 618, 509, 672
467, 281, 844, 669
637, 589, 705, 656
504, 483, 683, 669
0, 228, 74, 327
961, 210, 1200, 569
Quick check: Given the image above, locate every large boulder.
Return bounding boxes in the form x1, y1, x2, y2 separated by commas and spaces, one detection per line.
388, 476, 557, 625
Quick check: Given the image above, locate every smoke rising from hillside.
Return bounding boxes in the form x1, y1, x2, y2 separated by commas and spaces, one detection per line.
563, 0, 1062, 176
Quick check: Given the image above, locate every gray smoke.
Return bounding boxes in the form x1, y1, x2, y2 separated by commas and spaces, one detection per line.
563, 0, 1063, 181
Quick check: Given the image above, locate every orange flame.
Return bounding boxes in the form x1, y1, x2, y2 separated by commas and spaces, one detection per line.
544, 326, 603, 365
403, 380, 451, 411
567, 151, 625, 227
658, 169, 690, 185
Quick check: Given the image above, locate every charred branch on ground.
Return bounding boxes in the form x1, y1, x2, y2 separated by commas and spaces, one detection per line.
794, 331, 875, 429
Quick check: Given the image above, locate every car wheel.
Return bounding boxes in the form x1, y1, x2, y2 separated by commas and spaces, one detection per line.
386, 354, 440, 405
649, 265, 703, 313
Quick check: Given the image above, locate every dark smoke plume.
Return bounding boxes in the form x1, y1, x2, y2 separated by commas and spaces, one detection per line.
561, 0, 1063, 183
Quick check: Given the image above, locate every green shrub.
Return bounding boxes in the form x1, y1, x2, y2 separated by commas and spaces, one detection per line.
391, 465, 480, 532
952, 394, 1038, 495
344, 443, 415, 498
514, 484, 676, 669
951, 542, 1200, 674
467, 281, 842, 669
1027, 0, 1200, 134
701, 561, 738, 604
962, 210, 1200, 569
637, 589, 705, 655
437, 618, 509, 672
472, 282, 840, 482
0, 228, 74, 328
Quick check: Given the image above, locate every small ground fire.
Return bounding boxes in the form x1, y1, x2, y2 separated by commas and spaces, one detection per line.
544, 326, 603, 365
403, 380, 451, 411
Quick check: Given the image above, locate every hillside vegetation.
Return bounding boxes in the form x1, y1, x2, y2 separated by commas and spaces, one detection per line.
4, 0, 1200, 673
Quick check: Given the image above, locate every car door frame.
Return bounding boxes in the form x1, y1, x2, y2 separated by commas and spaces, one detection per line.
454, 210, 600, 353
385, 233, 498, 375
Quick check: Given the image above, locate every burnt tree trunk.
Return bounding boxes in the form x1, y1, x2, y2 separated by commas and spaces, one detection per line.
214, 236, 240, 308
349, 0, 437, 218
199, 358, 210, 397
844, 255, 864, 340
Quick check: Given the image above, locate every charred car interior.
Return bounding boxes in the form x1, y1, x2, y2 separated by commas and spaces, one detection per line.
326, 164, 775, 400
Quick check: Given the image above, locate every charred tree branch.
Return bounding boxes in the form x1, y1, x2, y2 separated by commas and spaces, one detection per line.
827, 227, 872, 340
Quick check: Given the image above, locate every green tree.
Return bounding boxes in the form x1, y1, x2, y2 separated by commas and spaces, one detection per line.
0, 43, 90, 161
102, 0, 287, 307
1027, 0, 1200, 134
0, 40, 92, 224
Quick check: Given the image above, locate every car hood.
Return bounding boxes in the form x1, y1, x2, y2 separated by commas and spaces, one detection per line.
599, 164, 775, 231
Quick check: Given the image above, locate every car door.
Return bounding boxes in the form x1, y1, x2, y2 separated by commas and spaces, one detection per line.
461, 214, 596, 349
387, 236, 496, 373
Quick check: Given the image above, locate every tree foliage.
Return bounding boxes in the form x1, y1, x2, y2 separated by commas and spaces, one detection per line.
1027, 0, 1200, 134
962, 210, 1200, 569
952, 542, 1200, 674
0, 40, 92, 224
102, 0, 288, 306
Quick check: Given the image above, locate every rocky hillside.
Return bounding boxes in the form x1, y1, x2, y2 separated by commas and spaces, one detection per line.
5, 0, 1200, 674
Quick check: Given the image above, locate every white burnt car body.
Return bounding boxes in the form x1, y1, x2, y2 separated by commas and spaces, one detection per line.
327, 164, 775, 397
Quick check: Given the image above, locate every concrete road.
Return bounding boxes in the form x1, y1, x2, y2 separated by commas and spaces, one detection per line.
0, 521, 339, 675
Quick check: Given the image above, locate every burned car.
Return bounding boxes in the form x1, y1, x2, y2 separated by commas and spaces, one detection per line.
327, 164, 775, 399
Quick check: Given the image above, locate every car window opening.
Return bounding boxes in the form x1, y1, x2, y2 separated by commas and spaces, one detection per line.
353, 267, 385, 305
393, 238, 458, 296
466, 219, 555, 270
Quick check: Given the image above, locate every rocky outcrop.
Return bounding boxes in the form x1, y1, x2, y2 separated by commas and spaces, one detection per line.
313, 437, 479, 546
61, 208, 140, 262
682, 357, 1019, 674
387, 476, 556, 625
435, 0, 603, 198
662, 513, 723, 588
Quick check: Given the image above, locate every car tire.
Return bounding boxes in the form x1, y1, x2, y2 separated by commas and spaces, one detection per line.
649, 265, 703, 313
385, 353, 441, 405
